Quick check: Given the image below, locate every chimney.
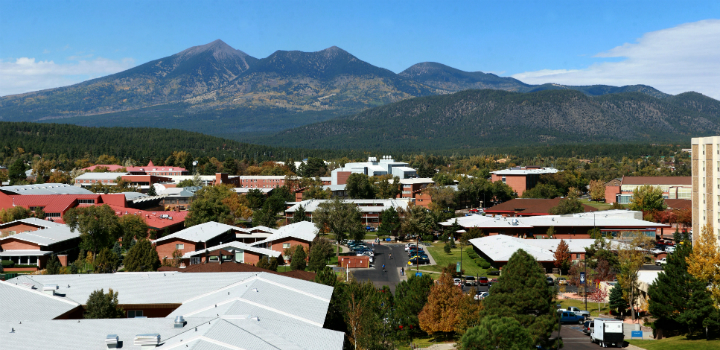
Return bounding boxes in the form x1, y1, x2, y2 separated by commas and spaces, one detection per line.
134, 334, 160, 350
42, 284, 58, 296
174, 316, 186, 328
105, 334, 119, 349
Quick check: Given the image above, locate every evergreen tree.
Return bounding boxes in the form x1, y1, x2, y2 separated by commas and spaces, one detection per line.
609, 283, 628, 316
223, 158, 238, 175
481, 249, 558, 348
124, 238, 160, 272
346, 173, 375, 199
460, 316, 533, 350
677, 284, 715, 335
311, 266, 337, 287
146, 184, 157, 196
394, 274, 434, 339
307, 237, 333, 272
290, 245, 307, 271
94, 247, 119, 273
291, 205, 309, 223
45, 254, 61, 275
256, 256, 279, 271
8, 158, 26, 185
84, 289, 124, 319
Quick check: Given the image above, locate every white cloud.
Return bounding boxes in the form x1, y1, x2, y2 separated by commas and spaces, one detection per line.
0, 56, 135, 97
512, 19, 720, 99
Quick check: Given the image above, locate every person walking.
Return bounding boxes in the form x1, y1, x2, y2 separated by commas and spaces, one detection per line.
382, 264, 386, 272
401, 267, 404, 276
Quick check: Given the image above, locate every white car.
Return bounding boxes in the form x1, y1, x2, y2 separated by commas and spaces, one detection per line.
404, 243, 416, 252
453, 278, 463, 287
474, 292, 489, 301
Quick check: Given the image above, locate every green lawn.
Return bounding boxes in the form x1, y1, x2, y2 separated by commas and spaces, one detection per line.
423, 242, 489, 277
556, 298, 610, 318
628, 336, 720, 350
580, 199, 619, 211
396, 334, 456, 350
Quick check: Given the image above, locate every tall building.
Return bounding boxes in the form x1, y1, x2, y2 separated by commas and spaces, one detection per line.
692, 136, 718, 243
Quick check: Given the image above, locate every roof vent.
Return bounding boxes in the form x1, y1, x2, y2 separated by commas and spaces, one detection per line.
251, 316, 260, 322
252, 288, 259, 292
174, 316, 186, 328
42, 284, 59, 296
106, 334, 119, 349
134, 334, 160, 349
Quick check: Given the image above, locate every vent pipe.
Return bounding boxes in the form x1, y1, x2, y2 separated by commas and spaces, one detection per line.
174, 316, 186, 328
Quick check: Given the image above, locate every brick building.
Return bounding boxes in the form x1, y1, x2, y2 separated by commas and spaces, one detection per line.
0, 218, 79, 270
604, 176, 691, 204
83, 160, 188, 176
250, 221, 318, 258
490, 167, 559, 197
484, 197, 598, 217
285, 199, 412, 227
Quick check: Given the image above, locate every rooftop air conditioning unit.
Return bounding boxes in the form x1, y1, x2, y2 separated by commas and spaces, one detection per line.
42, 284, 58, 296
106, 334, 119, 349
134, 334, 160, 349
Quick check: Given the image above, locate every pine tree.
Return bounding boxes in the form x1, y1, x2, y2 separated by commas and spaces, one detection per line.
394, 274, 434, 338
460, 316, 533, 350
609, 283, 628, 316
418, 271, 463, 335
648, 231, 703, 335
313, 266, 338, 287
94, 247, 119, 273
546, 226, 555, 238
123, 238, 160, 272
307, 237, 333, 272
147, 184, 157, 196
290, 245, 307, 271
481, 249, 558, 348
45, 254, 61, 275
84, 288, 124, 319
291, 205, 309, 223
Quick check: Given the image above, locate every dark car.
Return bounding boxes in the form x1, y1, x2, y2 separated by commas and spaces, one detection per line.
546, 277, 554, 286
582, 320, 593, 335
478, 277, 489, 286
408, 256, 430, 265
464, 276, 477, 286
488, 269, 500, 275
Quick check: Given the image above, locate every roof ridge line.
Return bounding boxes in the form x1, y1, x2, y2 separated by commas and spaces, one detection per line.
181, 275, 259, 304
256, 276, 329, 302
0, 280, 80, 307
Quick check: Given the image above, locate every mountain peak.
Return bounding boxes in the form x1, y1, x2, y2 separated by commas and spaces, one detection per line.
176, 39, 252, 61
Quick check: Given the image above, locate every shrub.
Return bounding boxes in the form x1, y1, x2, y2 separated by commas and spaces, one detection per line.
487, 268, 500, 275
444, 242, 452, 254
1, 260, 15, 268
422, 234, 435, 242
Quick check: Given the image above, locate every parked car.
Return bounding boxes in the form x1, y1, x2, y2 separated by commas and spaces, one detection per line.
478, 277, 489, 286
408, 256, 430, 265
559, 306, 590, 318
469, 208, 479, 213
404, 243, 417, 252
582, 320, 593, 335
558, 311, 585, 324
655, 258, 667, 266
546, 277, 555, 286
464, 276, 477, 286
556, 277, 568, 285
474, 291, 489, 301
453, 278, 463, 286
665, 246, 676, 253
488, 269, 500, 276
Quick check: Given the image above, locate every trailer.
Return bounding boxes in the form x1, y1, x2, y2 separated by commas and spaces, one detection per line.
591, 319, 624, 347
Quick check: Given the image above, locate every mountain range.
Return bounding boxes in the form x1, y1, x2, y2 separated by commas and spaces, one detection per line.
0, 39, 683, 145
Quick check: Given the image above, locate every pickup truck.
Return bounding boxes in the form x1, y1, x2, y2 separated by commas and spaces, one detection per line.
558, 311, 585, 324
655, 258, 667, 266
558, 306, 590, 318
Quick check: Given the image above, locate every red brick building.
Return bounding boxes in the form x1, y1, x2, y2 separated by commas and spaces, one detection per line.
484, 198, 598, 217
490, 167, 559, 197
0, 218, 79, 270
604, 176, 691, 204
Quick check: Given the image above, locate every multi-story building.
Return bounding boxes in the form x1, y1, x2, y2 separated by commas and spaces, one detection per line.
83, 160, 188, 176
604, 176, 691, 204
285, 199, 412, 227
692, 136, 720, 243
490, 167, 558, 196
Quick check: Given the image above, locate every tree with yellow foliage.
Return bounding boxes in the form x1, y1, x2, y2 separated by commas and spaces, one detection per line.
686, 225, 720, 304
418, 271, 463, 336
589, 180, 605, 202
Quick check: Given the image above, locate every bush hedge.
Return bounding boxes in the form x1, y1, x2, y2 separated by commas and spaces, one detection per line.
1, 261, 15, 268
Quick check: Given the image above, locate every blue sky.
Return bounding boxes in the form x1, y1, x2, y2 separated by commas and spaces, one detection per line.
2, 0, 720, 97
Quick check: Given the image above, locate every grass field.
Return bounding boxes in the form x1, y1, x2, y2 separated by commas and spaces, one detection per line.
423, 242, 489, 277
628, 336, 720, 350
580, 199, 620, 211
396, 335, 456, 350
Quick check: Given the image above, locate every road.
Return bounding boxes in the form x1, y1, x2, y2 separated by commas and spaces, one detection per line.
352, 243, 409, 292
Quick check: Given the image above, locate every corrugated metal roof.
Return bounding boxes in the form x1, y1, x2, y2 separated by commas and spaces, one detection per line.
251, 222, 318, 246
181, 242, 281, 259
0, 183, 93, 195
0, 222, 79, 247
75, 172, 128, 180
154, 221, 234, 244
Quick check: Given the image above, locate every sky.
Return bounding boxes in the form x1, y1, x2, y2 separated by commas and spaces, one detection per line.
2, 0, 720, 98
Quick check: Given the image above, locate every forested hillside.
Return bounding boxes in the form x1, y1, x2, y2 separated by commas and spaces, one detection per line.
0, 122, 359, 166
266, 89, 720, 150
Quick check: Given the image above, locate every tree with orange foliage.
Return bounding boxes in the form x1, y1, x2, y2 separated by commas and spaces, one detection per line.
418, 271, 463, 336
553, 239, 571, 274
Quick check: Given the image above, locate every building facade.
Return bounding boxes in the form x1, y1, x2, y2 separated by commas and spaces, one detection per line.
490, 167, 558, 197
692, 136, 719, 243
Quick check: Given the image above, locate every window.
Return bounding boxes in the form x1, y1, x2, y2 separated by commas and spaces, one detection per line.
176, 244, 184, 250
127, 310, 143, 318
502, 176, 506, 183
29, 256, 37, 265
282, 243, 291, 249
576, 254, 581, 259
235, 250, 244, 263
190, 257, 201, 265
78, 199, 95, 204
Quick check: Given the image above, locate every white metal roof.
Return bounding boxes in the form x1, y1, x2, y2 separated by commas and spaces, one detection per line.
468, 235, 600, 262
251, 222, 318, 246
285, 199, 412, 213
181, 242, 281, 259
441, 210, 667, 229
491, 167, 559, 175
0, 222, 79, 247
153, 222, 237, 244
0, 280, 80, 322
399, 177, 434, 185
0, 183, 94, 195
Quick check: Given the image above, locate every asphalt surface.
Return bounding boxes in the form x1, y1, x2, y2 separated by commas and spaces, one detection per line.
557, 323, 633, 349
351, 244, 412, 292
